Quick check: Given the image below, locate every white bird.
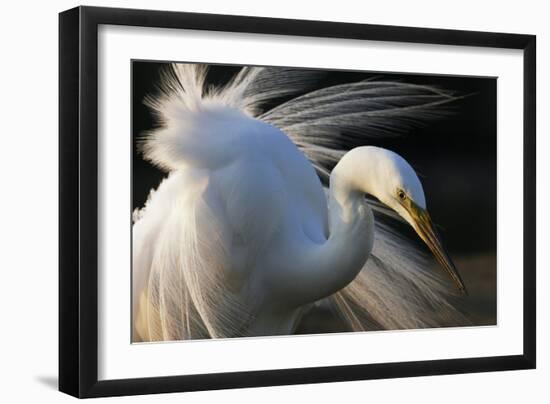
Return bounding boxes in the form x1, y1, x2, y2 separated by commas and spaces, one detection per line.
132, 64, 468, 341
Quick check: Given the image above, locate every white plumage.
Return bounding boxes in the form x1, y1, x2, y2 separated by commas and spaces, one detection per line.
132, 64, 467, 342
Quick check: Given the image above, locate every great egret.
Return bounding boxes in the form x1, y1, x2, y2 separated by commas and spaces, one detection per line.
132, 64, 468, 341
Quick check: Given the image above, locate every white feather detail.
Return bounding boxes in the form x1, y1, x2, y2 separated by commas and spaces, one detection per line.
133, 171, 254, 341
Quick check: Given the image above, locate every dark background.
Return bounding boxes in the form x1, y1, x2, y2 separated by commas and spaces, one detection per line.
132, 61, 497, 329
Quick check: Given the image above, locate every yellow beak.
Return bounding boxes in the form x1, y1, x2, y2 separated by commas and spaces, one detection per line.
406, 201, 468, 295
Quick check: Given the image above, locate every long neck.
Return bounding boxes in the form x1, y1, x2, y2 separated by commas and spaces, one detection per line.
290, 158, 375, 304
324, 163, 375, 288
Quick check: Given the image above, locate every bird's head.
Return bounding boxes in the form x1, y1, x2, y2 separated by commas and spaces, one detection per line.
336, 146, 467, 294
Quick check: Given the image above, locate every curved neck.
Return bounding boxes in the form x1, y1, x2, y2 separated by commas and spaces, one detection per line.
323, 162, 375, 287
290, 159, 375, 304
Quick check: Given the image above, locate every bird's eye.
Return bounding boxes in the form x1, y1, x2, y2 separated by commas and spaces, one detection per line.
397, 190, 406, 200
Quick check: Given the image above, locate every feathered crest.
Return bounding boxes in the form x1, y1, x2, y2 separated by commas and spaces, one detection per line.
134, 63, 467, 340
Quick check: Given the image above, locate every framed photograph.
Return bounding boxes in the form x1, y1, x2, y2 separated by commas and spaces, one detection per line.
59, 6, 536, 398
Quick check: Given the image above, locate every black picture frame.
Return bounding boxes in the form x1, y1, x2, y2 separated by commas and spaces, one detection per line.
59, 5, 536, 398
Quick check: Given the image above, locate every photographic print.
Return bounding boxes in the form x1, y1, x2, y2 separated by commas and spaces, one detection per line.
131, 61, 497, 343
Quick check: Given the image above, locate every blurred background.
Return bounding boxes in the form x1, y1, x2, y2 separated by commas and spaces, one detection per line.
132, 61, 497, 332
